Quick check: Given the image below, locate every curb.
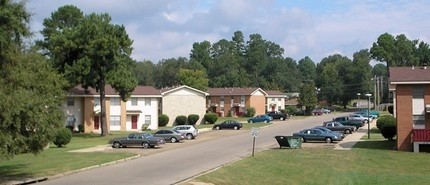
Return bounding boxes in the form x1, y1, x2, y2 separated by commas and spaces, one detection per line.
8, 154, 141, 185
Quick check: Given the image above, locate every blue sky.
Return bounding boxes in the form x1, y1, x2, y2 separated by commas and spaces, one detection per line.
27, 0, 430, 64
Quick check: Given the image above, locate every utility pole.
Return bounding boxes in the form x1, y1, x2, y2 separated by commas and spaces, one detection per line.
374, 75, 377, 110
376, 76, 379, 110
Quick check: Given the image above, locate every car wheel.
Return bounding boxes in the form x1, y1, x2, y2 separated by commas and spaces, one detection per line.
264, 120, 268, 123
345, 129, 351, 134
325, 137, 332, 143
233, 126, 238, 130
170, 137, 178, 143
142, 142, 150, 149
112, 142, 121, 148
249, 120, 253, 123
186, 133, 193, 140
215, 126, 220, 130
301, 137, 306, 143
280, 117, 284, 121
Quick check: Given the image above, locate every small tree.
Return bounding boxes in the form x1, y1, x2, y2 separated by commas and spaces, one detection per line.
175, 115, 187, 125
381, 122, 397, 140
187, 114, 200, 125
53, 128, 73, 147
245, 107, 256, 117
204, 113, 218, 124
158, 114, 169, 127
376, 115, 396, 130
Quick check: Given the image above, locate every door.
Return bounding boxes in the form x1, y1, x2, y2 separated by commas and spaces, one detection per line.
235, 107, 240, 116
131, 115, 138, 129
94, 116, 100, 130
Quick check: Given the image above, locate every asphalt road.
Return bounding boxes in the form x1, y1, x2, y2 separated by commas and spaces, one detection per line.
38, 113, 348, 185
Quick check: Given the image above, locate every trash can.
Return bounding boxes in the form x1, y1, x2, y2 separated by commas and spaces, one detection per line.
274, 136, 302, 149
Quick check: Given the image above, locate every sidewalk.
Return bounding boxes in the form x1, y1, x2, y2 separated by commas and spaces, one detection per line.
334, 119, 376, 150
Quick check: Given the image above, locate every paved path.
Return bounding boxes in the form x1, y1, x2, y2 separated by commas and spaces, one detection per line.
334, 119, 376, 150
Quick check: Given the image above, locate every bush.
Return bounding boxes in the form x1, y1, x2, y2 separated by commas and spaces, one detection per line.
285, 106, 298, 115
65, 125, 74, 132
158, 114, 169, 127
388, 105, 393, 114
175, 115, 187, 125
245, 107, 256, 117
78, 124, 84, 133
53, 128, 72, 147
380, 121, 397, 140
376, 115, 396, 130
187, 114, 200, 125
204, 113, 218, 124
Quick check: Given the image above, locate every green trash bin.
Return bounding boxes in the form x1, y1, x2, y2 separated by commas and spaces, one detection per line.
274, 136, 302, 149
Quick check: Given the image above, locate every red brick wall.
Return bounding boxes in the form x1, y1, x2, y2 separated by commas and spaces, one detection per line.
396, 85, 413, 151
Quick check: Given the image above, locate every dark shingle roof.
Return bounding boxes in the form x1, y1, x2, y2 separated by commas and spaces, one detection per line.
68, 85, 161, 96
390, 66, 430, 84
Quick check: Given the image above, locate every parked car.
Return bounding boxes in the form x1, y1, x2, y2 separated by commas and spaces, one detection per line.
108, 133, 165, 149
213, 120, 243, 130
333, 116, 364, 129
313, 126, 345, 140
312, 109, 323, 115
247, 115, 272, 123
322, 121, 356, 134
267, 111, 289, 121
292, 128, 341, 143
172, 125, 199, 140
292, 110, 308, 116
153, 129, 185, 143
357, 109, 380, 118
355, 111, 378, 119
349, 113, 372, 123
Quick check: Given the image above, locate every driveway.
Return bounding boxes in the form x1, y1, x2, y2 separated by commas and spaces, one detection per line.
37, 112, 352, 185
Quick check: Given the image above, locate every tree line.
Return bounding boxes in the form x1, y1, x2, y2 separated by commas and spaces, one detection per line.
2, 1, 430, 158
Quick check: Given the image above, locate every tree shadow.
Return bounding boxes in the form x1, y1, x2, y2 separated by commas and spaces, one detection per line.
0, 163, 38, 184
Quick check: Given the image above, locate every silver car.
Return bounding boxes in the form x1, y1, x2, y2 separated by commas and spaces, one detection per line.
172, 125, 199, 140
349, 114, 372, 123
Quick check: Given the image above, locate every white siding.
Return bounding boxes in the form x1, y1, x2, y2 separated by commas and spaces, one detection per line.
62, 97, 84, 131
125, 97, 159, 131
162, 88, 206, 126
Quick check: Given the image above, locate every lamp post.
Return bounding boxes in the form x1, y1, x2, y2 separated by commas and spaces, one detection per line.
365, 93, 372, 139
357, 93, 361, 108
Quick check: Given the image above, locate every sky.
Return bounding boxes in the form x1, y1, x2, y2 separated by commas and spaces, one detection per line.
26, 0, 430, 64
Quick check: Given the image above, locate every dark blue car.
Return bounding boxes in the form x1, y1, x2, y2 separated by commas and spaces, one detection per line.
293, 128, 341, 143
247, 115, 271, 123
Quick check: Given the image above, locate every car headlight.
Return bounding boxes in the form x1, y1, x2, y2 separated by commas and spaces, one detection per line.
334, 136, 338, 139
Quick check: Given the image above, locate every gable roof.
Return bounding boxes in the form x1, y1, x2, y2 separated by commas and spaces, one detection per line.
207, 87, 268, 96
160, 85, 209, 96
68, 85, 161, 97
390, 66, 430, 84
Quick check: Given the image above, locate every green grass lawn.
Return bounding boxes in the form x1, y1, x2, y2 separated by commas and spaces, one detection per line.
193, 132, 430, 185
0, 132, 136, 183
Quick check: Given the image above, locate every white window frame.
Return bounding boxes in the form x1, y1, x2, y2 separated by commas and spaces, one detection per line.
110, 116, 121, 126
144, 115, 151, 125
145, 98, 151, 106
111, 98, 120, 106
94, 97, 100, 107
130, 97, 138, 106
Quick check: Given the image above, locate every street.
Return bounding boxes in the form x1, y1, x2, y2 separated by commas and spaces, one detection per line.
39, 113, 347, 185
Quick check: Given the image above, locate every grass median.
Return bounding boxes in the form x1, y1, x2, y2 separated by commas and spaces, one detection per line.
191, 132, 430, 185
0, 132, 136, 183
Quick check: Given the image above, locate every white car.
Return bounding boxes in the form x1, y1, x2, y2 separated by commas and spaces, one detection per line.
172, 125, 199, 140
349, 114, 372, 123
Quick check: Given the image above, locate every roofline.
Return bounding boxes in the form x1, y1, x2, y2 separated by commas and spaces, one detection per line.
161, 85, 209, 96
391, 81, 430, 84
252, 88, 268, 96
67, 95, 163, 98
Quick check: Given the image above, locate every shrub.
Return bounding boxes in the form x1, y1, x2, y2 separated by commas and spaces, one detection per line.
245, 107, 256, 117
187, 114, 200, 125
380, 121, 397, 140
285, 106, 297, 115
65, 125, 74, 132
388, 105, 393, 114
141, 124, 150, 131
204, 113, 218, 124
78, 124, 84, 133
158, 114, 169, 127
376, 115, 396, 130
237, 112, 245, 117
53, 128, 72, 147
175, 115, 187, 125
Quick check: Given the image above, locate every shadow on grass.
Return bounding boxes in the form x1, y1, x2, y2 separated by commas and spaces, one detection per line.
353, 139, 396, 150
0, 163, 35, 184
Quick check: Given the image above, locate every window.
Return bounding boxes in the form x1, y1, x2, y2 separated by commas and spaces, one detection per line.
94, 97, 100, 107
412, 86, 425, 115
130, 98, 138, 106
278, 106, 281, 110
67, 97, 74, 106
145, 98, 151, 106
272, 98, 275, 101
220, 96, 225, 107
278, 98, 281, 101
111, 98, 120, 106
110, 116, 121, 126
145, 115, 151, 125
413, 115, 425, 126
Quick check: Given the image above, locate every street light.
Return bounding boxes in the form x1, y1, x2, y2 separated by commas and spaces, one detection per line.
357, 93, 361, 108
365, 93, 372, 139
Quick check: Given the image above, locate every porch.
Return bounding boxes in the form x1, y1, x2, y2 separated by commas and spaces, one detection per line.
412, 129, 430, 153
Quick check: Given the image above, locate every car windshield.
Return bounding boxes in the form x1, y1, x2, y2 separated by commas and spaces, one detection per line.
142, 133, 153, 138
